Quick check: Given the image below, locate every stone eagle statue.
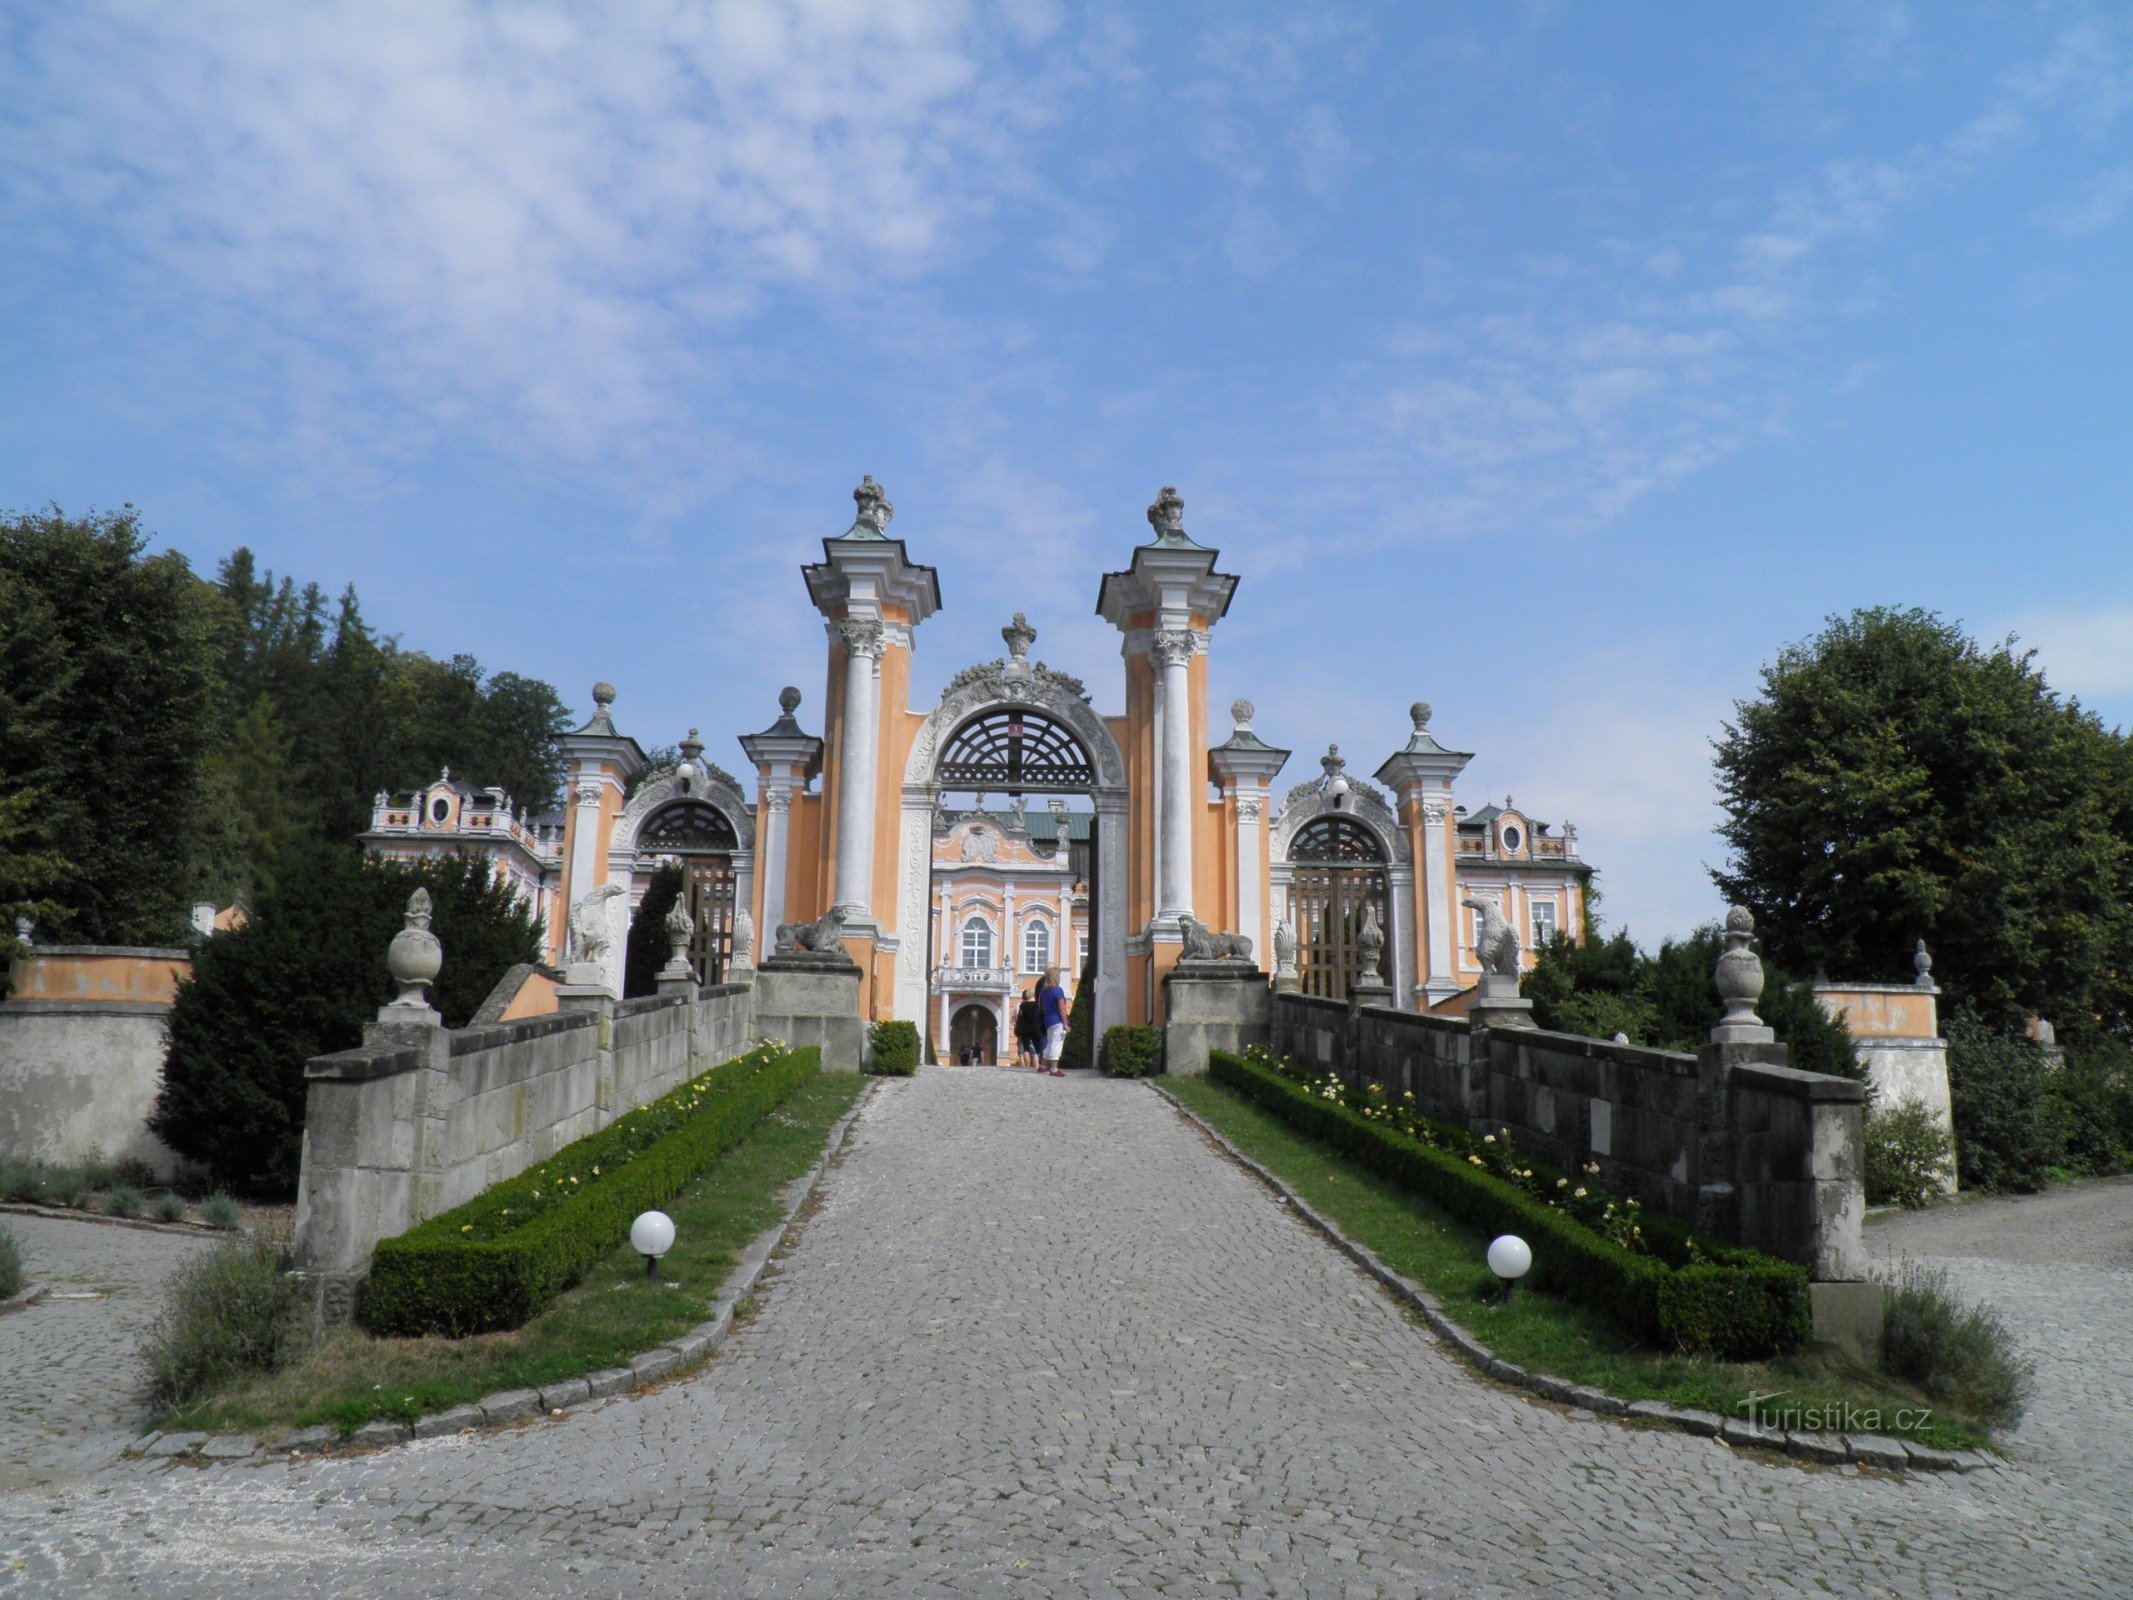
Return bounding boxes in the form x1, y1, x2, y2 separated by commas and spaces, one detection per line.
567, 882, 628, 966
1460, 894, 1521, 980
773, 906, 848, 957
1180, 914, 1253, 964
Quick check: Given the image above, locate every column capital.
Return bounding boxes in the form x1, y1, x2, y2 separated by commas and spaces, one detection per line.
1151, 628, 1196, 668
837, 618, 887, 659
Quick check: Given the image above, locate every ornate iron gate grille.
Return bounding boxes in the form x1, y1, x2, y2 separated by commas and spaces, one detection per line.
1290, 816, 1390, 1000
936, 709, 1095, 792
644, 801, 739, 983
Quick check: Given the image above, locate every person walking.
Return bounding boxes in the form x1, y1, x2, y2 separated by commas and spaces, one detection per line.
1036, 966, 1071, 1077
1013, 986, 1044, 1071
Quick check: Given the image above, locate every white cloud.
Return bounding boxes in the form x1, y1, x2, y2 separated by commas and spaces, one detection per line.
0, 0, 1045, 478
2035, 164, 2133, 236
2010, 600, 2133, 701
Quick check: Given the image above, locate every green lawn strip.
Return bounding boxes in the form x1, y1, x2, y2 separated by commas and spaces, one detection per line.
167, 1072, 869, 1439
1159, 1077, 1986, 1451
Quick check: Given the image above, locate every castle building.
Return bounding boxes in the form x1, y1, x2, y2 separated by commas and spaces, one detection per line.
363, 478, 1590, 1059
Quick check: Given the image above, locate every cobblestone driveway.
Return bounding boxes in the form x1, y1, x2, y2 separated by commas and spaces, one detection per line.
3, 1069, 2127, 1598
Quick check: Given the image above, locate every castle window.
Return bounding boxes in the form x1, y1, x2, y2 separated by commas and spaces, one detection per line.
1022, 920, 1051, 974
959, 917, 994, 969
1531, 900, 1558, 949
1500, 823, 1522, 854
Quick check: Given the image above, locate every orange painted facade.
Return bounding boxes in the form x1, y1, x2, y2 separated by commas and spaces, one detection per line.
7, 948, 190, 1007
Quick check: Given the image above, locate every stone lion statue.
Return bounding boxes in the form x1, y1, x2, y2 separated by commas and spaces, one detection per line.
1180, 915, 1253, 964
773, 906, 848, 957
1460, 894, 1521, 979
567, 882, 627, 966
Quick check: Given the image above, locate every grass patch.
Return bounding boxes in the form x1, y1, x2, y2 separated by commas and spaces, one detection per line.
161, 1071, 869, 1439
1161, 1077, 1994, 1451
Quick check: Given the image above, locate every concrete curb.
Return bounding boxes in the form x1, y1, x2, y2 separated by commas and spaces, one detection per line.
1153, 1084, 1999, 1478
0, 1282, 49, 1316
138, 1078, 880, 1466
0, 1200, 236, 1237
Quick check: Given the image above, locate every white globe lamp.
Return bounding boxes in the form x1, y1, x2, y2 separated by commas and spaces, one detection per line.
1486, 1234, 1532, 1299
631, 1209, 677, 1281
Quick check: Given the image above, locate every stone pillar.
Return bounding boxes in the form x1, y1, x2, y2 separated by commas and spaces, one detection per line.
1152, 628, 1195, 922
832, 620, 884, 923
759, 788, 792, 958
1162, 962, 1272, 1076
1422, 798, 1455, 1000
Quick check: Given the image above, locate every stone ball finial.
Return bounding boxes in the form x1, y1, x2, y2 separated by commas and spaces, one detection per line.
592, 681, 617, 709
778, 685, 802, 714
1410, 701, 1432, 732
1231, 698, 1255, 729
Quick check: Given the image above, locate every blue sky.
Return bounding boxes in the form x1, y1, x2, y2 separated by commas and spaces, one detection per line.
4, 2, 2129, 947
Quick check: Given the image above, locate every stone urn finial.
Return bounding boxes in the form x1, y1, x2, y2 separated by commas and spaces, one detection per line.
1913, 938, 1934, 988
850, 474, 893, 535
1356, 902, 1385, 981
1002, 612, 1036, 680
661, 896, 695, 980
386, 888, 442, 1018
678, 727, 704, 766
1711, 906, 1772, 1044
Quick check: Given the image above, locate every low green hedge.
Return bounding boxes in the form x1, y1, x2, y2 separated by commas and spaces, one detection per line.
363, 1043, 819, 1336
1101, 1024, 1163, 1077
1207, 1051, 1809, 1358
868, 1019, 919, 1076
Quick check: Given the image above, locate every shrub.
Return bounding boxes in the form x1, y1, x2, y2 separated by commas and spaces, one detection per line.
139, 1234, 305, 1412
867, 1019, 919, 1076
1864, 1101, 1954, 1209
2048, 1035, 2133, 1177
1946, 1010, 2059, 1193
153, 1192, 190, 1224
1100, 1025, 1163, 1078
364, 1043, 817, 1336
1882, 1259, 2032, 1429
0, 1225, 21, 1299
153, 845, 540, 1196
202, 1193, 243, 1231
1208, 1049, 1810, 1358
105, 1185, 145, 1219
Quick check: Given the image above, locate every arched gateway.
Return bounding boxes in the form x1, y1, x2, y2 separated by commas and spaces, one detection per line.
893, 648, 1131, 1052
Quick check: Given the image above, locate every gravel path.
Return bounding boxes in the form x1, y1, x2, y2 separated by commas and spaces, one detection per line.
1, 1069, 2127, 1598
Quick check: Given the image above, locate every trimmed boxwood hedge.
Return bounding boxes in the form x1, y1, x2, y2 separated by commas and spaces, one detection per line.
1101, 1024, 1163, 1077
362, 1044, 820, 1336
868, 1019, 919, 1076
1207, 1050, 1809, 1359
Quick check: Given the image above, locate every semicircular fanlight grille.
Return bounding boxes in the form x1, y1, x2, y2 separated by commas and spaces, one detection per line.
641, 800, 738, 853
1290, 815, 1388, 865
936, 708, 1095, 791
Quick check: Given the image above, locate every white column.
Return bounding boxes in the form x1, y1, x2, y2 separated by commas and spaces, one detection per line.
1094, 796, 1130, 1039
759, 787, 792, 960
1422, 796, 1455, 1000
1236, 791, 1265, 960
1152, 629, 1195, 922
832, 620, 884, 921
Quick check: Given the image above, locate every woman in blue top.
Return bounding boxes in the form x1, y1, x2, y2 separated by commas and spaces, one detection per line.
1036, 966, 1071, 1077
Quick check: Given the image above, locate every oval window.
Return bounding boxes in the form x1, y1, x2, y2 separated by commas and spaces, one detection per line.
1500, 824, 1521, 853
430, 797, 451, 823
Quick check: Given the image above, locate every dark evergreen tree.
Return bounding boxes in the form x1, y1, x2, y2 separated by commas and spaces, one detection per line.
624, 864, 685, 998
153, 846, 539, 1194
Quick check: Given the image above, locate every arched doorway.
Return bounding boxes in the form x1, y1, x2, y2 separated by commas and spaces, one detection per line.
949, 1003, 998, 1064
1290, 815, 1391, 999
896, 649, 1130, 1061
640, 799, 739, 982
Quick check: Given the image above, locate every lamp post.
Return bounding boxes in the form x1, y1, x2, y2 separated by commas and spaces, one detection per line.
631, 1210, 676, 1281
1486, 1234, 1531, 1301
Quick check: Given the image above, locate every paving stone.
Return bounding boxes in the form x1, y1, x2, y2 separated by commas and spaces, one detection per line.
479, 1389, 541, 1426
584, 1366, 636, 1400
263, 1425, 336, 1456
1845, 1433, 1912, 1470
537, 1378, 594, 1413
412, 1404, 486, 1441
345, 1419, 412, 1450
143, 1431, 207, 1458
197, 1435, 257, 1461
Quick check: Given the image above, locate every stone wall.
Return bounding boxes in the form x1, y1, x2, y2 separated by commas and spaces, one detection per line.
0, 946, 194, 1179
1267, 991, 1866, 1281
295, 982, 759, 1281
